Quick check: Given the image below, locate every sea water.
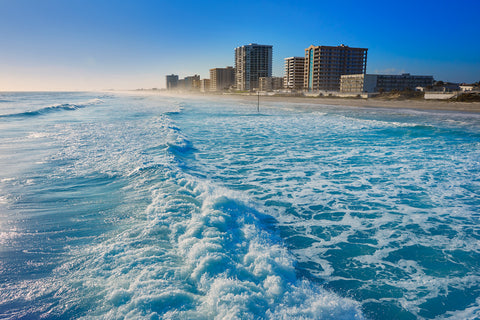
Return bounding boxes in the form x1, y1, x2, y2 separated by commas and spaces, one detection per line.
0, 92, 479, 319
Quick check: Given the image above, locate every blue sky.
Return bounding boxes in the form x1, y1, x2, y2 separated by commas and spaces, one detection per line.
0, 0, 479, 90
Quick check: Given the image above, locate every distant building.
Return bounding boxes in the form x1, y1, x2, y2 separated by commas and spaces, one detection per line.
259, 77, 284, 91
210, 67, 235, 91
460, 84, 475, 92
235, 43, 273, 91
340, 74, 377, 93
192, 78, 201, 91
431, 82, 460, 92
200, 79, 210, 92
166, 74, 179, 90
284, 57, 305, 90
178, 79, 185, 89
340, 73, 434, 93
304, 44, 368, 91
183, 75, 201, 91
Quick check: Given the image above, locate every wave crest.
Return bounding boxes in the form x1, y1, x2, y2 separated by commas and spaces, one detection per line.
0, 98, 102, 119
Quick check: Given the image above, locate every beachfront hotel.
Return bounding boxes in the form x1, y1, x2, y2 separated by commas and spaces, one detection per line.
235, 43, 273, 91
178, 75, 200, 91
340, 73, 434, 93
210, 67, 235, 91
166, 74, 179, 90
304, 44, 368, 91
284, 57, 305, 90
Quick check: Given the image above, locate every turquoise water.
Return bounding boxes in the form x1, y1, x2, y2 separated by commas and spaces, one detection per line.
1, 92, 479, 319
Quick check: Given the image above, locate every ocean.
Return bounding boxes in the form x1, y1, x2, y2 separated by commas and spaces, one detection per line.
0, 91, 479, 319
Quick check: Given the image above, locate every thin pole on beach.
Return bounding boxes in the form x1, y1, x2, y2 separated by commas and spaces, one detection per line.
257, 91, 260, 113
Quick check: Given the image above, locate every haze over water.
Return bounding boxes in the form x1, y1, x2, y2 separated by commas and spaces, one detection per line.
1, 92, 480, 319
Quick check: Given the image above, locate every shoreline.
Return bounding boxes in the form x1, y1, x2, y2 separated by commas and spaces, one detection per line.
229, 94, 480, 113
119, 90, 480, 113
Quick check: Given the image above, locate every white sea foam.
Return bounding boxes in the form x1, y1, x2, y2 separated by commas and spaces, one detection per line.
37, 100, 364, 318
441, 297, 480, 319
2, 94, 480, 319
26, 132, 50, 139
170, 99, 480, 318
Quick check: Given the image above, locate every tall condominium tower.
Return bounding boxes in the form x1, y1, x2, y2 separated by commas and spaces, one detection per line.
235, 43, 273, 91
284, 57, 305, 90
304, 44, 368, 91
210, 67, 235, 91
166, 74, 179, 90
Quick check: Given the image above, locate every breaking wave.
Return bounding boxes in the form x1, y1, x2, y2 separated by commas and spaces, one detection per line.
0, 99, 102, 118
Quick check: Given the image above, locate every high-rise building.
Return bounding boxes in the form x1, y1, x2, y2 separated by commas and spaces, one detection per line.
166, 74, 179, 90
210, 67, 235, 91
235, 43, 273, 91
284, 57, 305, 90
304, 44, 367, 91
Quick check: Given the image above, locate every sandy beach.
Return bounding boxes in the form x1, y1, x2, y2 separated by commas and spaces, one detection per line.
221, 94, 480, 113
133, 91, 480, 113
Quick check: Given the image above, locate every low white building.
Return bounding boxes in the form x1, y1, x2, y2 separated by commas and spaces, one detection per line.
460, 85, 475, 92
341, 73, 434, 93
259, 77, 284, 91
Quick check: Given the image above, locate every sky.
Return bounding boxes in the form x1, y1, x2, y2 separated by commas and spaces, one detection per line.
0, 0, 479, 91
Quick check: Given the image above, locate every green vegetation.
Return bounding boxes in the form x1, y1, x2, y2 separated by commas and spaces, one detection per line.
373, 89, 424, 100
451, 93, 480, 102
272, 92, 304, 97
